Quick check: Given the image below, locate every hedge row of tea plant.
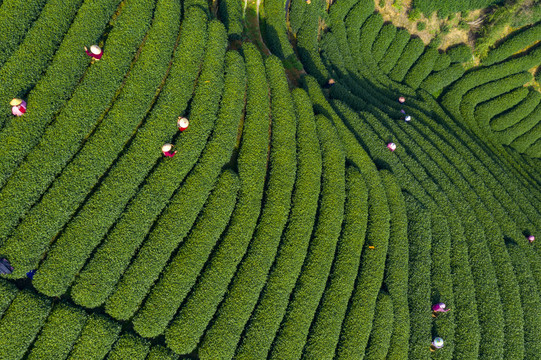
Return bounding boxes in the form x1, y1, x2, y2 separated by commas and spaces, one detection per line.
107, 334, 150, 360
8, 0, 179, 291
0, 0, 157, 277
218, 0, 243, 39
0, 0, 47, 66
483, 21, 541, 65
102, 20, 229, 321
62, 6, 209, 308
371, 23, 397, 64
130, 49, 246, 336
261, 0, 295, 61
303, 166, 368, 359
269, 113, 345, 360
0, 290, 52, 360
364, 292, 394, 360
165, 43, 270, 355
0, 0, 83, 128
233, 88, 322, 360
132, 170, 240, 338
0, 0, 121, 184
490, 89, 541, 132
198, 55, 297, 360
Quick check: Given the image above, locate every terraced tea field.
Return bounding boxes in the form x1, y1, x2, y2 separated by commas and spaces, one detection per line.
0, 0, 540, 359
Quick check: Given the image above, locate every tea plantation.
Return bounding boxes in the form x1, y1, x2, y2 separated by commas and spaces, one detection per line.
0, 0, 540, 359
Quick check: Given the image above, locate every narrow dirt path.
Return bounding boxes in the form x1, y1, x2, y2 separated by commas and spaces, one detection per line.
244, 0, 271, 55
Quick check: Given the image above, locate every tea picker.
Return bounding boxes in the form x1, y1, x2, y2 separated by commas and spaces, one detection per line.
162, 143, 177, 158
0, 258, 13, 275
177, 117, 189, 132
430, 337, 444, 351
84, 45, 103, 60
387, 142, 397, 152
10, 98, 27, 116
432, 302, 450, 317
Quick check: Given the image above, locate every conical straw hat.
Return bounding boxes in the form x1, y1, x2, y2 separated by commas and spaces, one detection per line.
162, 143, 173, 152
10, 98, 22, 106
433, 338, 444, 347
90, 45, 102, 55
177, 117, 189, 128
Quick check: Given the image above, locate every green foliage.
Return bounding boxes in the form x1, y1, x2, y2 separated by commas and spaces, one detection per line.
417, 21, 427, 30
262, 0, 295, 60
288, 0, 307, 35
106, 334, 150, 360
10, 0, 180, 294
408, 8, 422, 21
432, 51, 451, 71
131, 170, 240, 338
0, 0, 157, 276
389, 37, 426, 82
484, 21, 541, 65
412, 0, 499, 17
430, 215, 455, 359
478, 87, 530, 131
420, 63, 465, 95
0, 0, 84, 128
270, 114, 345, 360
146, 346, 180, 360
198, 55, 297, 360
130, 52, 245, 337
103, 21, 229, 321
296, 3, 329, 84
404, 198, 432, 360
446, 43, 472, 63
165, 43, 270, 355
508, 103, 541, 150
491, 89, 541, 134
219, 0, 243, 39
303, 167, 368, 359
0, 290, 52, 360
0, 0, 121, 186
378, 29, 411, 74
380, 171, 410, 360
506, 243, 541, 360
26, 303, 87, 360
0, 0, 47, 67
27, 6, 207, 300
67, 315, 121, 360
0, 279, 18, 319
364, 292, 394, 360
372, 24, 398, 63
404, 45, 440, 89
234, 88, 321, 360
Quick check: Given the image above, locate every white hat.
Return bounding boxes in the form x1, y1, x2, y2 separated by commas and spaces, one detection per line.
90, 45, 102, 55
10, 98, 22, 106
177, 117, 189, 128
387, 142, 397, 151
162, 143, 173, 152
405, 115, 411, 121
433, 337, 444, 347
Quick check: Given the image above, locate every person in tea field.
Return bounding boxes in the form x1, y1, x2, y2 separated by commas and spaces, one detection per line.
10, 98, 26, 116
432, 302, 450, 317
323, 78, 335, 89
84, 45, 103, 60
177, 116, 189, 132
404, 115, 411, 122
387, 142, 397, 152
528, 235, 535, 243
430, 337, 444, 351
0, 258, 13, 274
398, 96, 406, 104
162, 143, 177, 157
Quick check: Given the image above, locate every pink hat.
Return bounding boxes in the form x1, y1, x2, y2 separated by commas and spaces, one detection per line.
398, 96, 406, 103
387, 142, 396, 151
528, 235, 535, 242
